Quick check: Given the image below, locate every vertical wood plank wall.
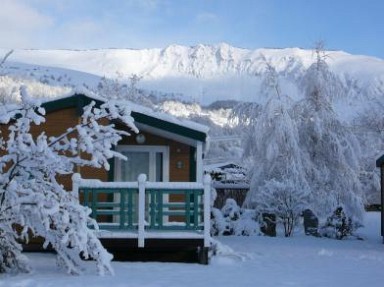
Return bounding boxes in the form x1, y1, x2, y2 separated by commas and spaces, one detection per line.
0, 108, 194, 191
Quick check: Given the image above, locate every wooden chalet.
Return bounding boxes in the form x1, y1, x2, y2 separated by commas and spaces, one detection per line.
375, 155, 384, 243
4, 93, 211, 263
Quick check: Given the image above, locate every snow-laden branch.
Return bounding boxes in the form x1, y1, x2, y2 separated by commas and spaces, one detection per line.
0, 88, 137, 275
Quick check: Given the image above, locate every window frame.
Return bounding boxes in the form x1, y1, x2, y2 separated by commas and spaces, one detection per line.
115, 145, 170, 182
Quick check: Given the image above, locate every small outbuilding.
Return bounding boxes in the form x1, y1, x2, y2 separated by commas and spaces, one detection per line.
375, 155, 384, 243
204, 162, 249, 209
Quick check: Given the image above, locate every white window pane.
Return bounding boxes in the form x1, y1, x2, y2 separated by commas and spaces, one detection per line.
121, 151, 149, 181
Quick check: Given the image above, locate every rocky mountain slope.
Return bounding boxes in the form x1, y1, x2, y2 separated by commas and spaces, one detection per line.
1, 44, 383, 115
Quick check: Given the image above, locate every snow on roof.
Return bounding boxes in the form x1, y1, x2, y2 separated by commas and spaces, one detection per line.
204, 161, 245, 173
128, 100, 210, 135
41, 92, 209, 135
40, 88, 104, 104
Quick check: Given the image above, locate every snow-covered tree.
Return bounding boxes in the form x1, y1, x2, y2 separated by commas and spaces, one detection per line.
296, 47, 364, 222
0, 87, 138, 275
96, 73, 153, 107
242, 58, 310, 237
255, 180, 309, 237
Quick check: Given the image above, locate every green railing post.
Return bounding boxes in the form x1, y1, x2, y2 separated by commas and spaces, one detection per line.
120, 189, 126, 229
157, 189, 163, 228
193, 190, 199, 229
185, 190, 191, 228
82, 188, 89, 206
91, 189, 97, 220
149, 189, 156, 229
127, 189, 133, 228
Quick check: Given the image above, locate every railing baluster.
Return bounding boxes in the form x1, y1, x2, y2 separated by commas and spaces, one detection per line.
193, 190, 199, 229
150, 189, 156, 228
185, 190, 191, 229
158, 189, 163, 228
120, 189, 125, 229
91, 189, 97, 221
127, 189, 133, 228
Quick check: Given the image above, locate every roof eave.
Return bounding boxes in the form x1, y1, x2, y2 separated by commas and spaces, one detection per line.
41, 93, 208, 143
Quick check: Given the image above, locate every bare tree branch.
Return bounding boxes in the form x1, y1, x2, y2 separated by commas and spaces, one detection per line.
0, 50, 14, 68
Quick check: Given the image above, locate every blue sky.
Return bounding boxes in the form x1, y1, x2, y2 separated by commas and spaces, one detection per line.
0, 0, 383, 58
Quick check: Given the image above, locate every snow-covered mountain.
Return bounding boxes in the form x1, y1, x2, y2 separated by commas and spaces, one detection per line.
1, 44, 383, 203
1, 44, 384, 113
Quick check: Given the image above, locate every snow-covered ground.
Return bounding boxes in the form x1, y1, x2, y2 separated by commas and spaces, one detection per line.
1, 212, 382, 287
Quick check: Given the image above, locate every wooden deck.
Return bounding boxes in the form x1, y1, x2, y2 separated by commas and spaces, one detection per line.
71, 173, 211, 264
100, 238, 208, 264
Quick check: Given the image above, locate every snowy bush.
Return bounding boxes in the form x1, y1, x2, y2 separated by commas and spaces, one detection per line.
233, 209, 260, 236
319, 206, 362, 240
211, 199, 260, 236
0, 87, 138, 275
221, 198, 241, 221
254, 180, 309, 237
211, 207, 231, 236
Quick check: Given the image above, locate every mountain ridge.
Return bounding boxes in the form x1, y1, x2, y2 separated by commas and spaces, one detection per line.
1, 44, 383, 111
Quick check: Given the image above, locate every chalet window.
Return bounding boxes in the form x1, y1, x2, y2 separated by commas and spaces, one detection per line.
115, 145, 169, 182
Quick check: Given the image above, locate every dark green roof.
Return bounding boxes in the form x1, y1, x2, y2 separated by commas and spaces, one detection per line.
42, 94, 207, 142
42, 93, 103, 115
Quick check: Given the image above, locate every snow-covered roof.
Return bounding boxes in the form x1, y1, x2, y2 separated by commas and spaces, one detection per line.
128, 100, 209, 135
204, 161, 245, 173
41, 93, 209, 142
204, 161, 248, 185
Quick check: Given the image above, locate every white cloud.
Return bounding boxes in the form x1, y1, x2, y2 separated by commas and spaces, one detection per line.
125, 0, 160, 10
195, 12, 219, 25
55, 19, 106, 48
0, 0, 53, 48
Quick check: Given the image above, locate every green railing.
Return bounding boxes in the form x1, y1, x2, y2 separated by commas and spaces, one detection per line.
147, 188, 204, 230
80, 187, 138, 230
79, 187, 204, 231
72, 173, 211, 248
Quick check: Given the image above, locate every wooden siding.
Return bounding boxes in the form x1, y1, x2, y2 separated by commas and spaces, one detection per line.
116, 123, 193, 183
0, 108, 195, 189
